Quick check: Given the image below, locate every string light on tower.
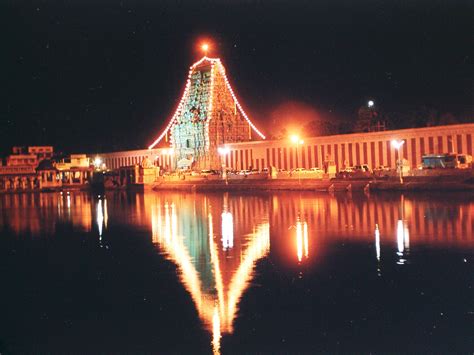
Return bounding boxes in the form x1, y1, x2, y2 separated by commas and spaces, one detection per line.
215, 60, 266, 139
205, 62, 216, 149
148, 48, 266, 150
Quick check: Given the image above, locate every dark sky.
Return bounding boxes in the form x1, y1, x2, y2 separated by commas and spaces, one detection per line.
1, 0, 473, 154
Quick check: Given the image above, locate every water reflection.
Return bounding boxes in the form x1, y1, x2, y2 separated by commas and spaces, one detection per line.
150, 194, 270, 353
396, 219, 410, 265
3, 192, 471, 248
1, 191, 473, 352
96, 197, 110, 250
221, 193, 234, 250
375, 224, 381, 262
97, 199, 104, 237
296, 219, 309, 262
221, 211, 233, 250
0, 192, 93, 235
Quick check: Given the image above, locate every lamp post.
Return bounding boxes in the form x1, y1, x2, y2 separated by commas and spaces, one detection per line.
391, 139, 405, 184
162, 148, 174, 172
217, 147, 230, 183
93, 157, 102, 170
290, 135, 304, 183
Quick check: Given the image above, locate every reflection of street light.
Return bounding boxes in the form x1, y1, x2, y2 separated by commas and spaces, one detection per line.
221, 211, 233, 249
391, 139, 405, 184
296, 219, 309, 262
374, 224, 381, 262
395, 194, 410, 265
374, 223, 381, 276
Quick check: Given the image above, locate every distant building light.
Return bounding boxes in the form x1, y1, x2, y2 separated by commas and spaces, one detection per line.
94, 157, 102, 168
290, 135, 304, 145
391, 139, 404, 149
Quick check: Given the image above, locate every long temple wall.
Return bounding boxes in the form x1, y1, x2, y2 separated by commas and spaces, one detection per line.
221, 123, 474, 171
100, 148, 173, 171
98, 123, 474, 173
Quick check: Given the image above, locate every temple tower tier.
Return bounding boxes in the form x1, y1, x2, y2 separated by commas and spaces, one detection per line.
148, 57, 265, 171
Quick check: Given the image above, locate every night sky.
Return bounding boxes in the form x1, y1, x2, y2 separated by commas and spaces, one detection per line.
2, 0, 472, 154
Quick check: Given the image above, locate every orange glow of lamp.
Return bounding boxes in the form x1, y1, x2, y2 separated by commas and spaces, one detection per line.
201, 43, 209, 56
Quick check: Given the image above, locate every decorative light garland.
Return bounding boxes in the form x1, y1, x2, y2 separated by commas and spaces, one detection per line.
148, 56, 265, 150
205, 62, 216, 149
215, 60, 266, 139
148, 78, 191, 149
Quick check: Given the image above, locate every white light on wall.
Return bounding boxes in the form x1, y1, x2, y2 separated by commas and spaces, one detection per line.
218, 147, 230, 155
391, 139, 404, 150
94, 157, 102, 168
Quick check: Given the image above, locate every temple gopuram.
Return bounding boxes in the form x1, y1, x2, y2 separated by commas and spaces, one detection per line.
148, 56, 266, 170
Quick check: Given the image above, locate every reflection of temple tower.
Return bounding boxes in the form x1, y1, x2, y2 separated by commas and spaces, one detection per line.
148, 57, 265, 170
150, 194, 270, 354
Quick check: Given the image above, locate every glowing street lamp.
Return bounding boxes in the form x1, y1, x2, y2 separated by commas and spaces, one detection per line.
290, 135, 304, 168
368, 100, 375, 108
290, 135, 304, 184
218, 147, 230, 181
93, 157, 102, 169
391, 139, 405, 184
160, 148, 174, 171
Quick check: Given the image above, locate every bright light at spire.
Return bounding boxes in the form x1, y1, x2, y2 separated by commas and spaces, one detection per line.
201, 43, 209, 55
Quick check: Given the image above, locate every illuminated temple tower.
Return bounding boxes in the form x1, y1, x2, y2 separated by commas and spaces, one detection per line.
148, 56, 265, 170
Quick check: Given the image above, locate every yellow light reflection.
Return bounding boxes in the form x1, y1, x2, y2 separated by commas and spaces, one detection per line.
67, 194, 71, 209
221, 212, 233, 250
226, 223, 270, 327
96, 199, 104, 237
212, 307, 221, 355
396, 219, 410, 264
404, 223, 410, 250
296, 219, 309, 262
375, 223, 381, 261
303, 222, 309, 259
297, 223, 303, 262
397, 220, 404, 254
104, 198, 108, 228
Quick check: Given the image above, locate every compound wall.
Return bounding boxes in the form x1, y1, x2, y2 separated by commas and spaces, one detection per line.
220, 123, 474, 172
